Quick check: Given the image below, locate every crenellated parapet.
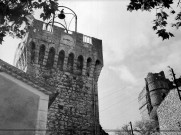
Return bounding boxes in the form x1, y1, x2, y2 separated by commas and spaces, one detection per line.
146, 71, 169, 92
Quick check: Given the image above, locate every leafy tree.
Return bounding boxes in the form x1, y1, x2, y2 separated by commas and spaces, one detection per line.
0, 0, 58, 44
127, 0, 181, 40
116, 120, 159, 135
116, 124, 132, 135
134, 120, 159, 135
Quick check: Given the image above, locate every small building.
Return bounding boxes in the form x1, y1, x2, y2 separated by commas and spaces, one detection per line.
0, 59, 54, 135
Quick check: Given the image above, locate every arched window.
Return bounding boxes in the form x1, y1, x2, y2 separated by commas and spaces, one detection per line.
38, 44, 46, 66
95, 60, 101, 67
46, 47, 55, 68
57, 50, 65, 70
30, 42, 35, 63
67, 53, 74, 72
94, 60, 101, 76
77, 55, 84, 75
86, 57, 92, 77
21, 54, 25, 68
19, 59, 23, 70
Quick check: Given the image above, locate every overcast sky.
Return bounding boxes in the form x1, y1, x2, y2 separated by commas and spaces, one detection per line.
1, 0, 181, 132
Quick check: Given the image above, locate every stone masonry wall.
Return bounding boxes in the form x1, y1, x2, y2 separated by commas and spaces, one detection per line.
38, 69, 97, 135
157, 87, 181, 135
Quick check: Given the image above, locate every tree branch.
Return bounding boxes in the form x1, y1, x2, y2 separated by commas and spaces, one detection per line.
177, 0, 181, 7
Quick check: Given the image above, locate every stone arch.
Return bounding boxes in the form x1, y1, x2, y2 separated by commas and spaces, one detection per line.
38, 44, 46, 66
77, 55, 84, 75
86, 57, 92, 77
67, 53, 74, 73
57, 50, 65, 70
30, 42, 36, 64
48, 44, 55, 50
46, 47, 55, 68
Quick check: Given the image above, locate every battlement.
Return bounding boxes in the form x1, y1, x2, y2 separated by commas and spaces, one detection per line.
30, 19, 103, 62
146, 71, 166, 84
14, 19, 103, 81
146, 71, 169, 92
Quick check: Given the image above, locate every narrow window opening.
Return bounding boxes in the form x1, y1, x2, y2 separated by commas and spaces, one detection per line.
67, 53, 74, 73
46, 47, 55, 68
38, 45, 46, 66
77, 55, 83, 75
86, 58, 92, 77
94, 60, 101, 76
30, 42, 35, 64
57, 50, 65, 70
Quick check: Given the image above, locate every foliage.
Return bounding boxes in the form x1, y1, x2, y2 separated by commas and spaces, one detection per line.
116, 124, 132, 135
127, 0, 181, 40
134, 120, 159, 135
0, 0, 58, 44
116, 120, 159, 135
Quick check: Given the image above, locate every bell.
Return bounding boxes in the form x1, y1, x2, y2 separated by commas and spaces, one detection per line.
58, 9, 65, 19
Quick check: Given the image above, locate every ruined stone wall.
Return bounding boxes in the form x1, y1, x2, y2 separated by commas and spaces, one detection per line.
157, 87, 181, 135
14, 19, 103, 135
138, 71, 170, 121
146, 71, 169, 108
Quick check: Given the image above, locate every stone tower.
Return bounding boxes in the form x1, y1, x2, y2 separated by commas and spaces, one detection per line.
138, 71, 170, 121
14, 19, 103, 135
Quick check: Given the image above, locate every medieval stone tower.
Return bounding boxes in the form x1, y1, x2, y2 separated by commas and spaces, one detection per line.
14, 19, 103, 135
138, 71, 170, 121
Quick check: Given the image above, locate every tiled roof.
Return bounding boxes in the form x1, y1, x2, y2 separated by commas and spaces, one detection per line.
0, 59, 55, 95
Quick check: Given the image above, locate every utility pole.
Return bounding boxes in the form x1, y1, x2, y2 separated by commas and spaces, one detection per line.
168, 66, 181, 100
129, 121, 134, 135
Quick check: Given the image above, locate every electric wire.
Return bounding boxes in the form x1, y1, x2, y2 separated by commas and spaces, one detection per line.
99, 86, 127, 101
99, 89, 139, 108
100, 96, 138, 113
99, 92, 137, 109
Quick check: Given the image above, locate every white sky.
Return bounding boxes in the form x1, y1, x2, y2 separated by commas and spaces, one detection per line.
1, 0, 181, 132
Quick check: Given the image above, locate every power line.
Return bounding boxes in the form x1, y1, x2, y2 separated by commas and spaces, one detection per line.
100, 96, 138, 112
99, 89, 139, 109
99, 86, 127, 101
99, 92, 138, 109
100, 87, 139, 102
